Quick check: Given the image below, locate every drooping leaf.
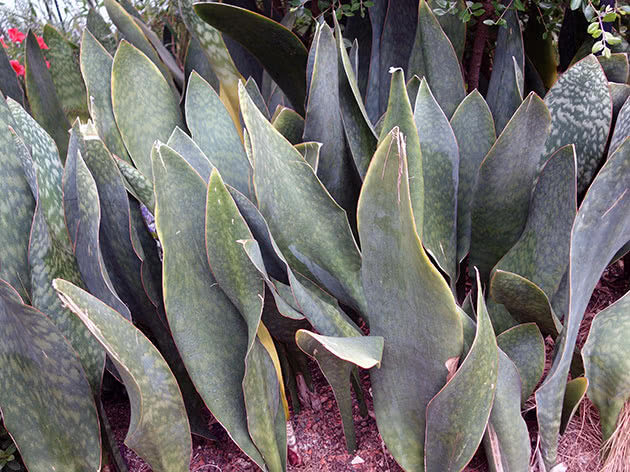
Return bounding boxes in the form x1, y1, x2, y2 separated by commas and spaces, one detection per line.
303, 23, 360, 218
80, 30, 132, 164
112, 40, 184, 179
152, 142, 266, 468
358, 127, 463, 470
0, 281, 101, 471
240, 82, 365, 313
496, 323, 545, 404
272, 106, 305, 145
425, 273, 498, 472
536, 137, 630, 469
541, 55, 612, 194
185, 71, 252, 197
24, 30, 71, 160
482, 350, 531, 472
194, 2, 308, 114
54, 279, 192, 472
296, 330, 383, 453
43, 25, 89, 123
469, 93, 551, 282
408, 0, 466, 118
450, 91, 496, 262
583, 289, 630, 441
486, 7, 525, 134
610, 95, 630, 157
413, 78, 459, 281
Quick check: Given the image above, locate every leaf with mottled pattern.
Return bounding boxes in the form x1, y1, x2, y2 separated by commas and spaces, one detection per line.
610, 95, 630, 157
272, 106, 305, 145
115, 156, 155, 212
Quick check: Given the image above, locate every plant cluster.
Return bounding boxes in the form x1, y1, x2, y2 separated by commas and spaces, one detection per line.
0, 1, 629, 472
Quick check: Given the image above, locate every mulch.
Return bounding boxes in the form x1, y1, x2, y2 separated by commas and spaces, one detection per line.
103, 258, 629, 472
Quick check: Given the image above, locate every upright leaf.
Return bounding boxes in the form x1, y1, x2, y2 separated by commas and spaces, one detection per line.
0, 48, 24, 105
272, 106, 305, 145
598, 53, 630, 83
358, 128, 463, 470
610, 95, 630, 157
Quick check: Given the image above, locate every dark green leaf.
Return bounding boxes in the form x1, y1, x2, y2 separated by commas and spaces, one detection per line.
272, 106, 305, 145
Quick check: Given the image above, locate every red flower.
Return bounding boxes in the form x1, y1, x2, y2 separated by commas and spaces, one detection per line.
7, 28, 25, 44
36, 35, 48, 50
46, 60, 50, 69
0, 36, 7, 48
10, 60, 24, 76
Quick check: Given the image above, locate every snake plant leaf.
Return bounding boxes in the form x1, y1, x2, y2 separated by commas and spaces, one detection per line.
469, 93, 551, 282
406, 75, 421, 107
24, 30, 71, 160
358, 128, 463, 471
272, 106, 305, 145
194, 2, 308, 114
414, 78, 459, 281
295, 142, 322, 172
496, 323, 545, 404
583, 290, 630, 441
610, 83, 630, 120
115, 156, 155, 212
610, 95, 630, 157
450, 91, 496, 263
240, 82, 366, 314
185, 71, 252, 197
425, 273, 498, 472
245, 77, 271, 120
541, 55, 612, 195
104, 0, 174, 87
378, 68, 424, 240
0, 48, 24, 105
408, 0, 466, 119
86, 7, 117, 54
0, 100, 34, 300
560, 377, 588, 434
303, 23, 360, 218
0, 281, 101, 471
486, 7, 525, 134
482, 350, 531, 472
135, 18, 185, 88
598, 53, 629, 83
64, 136, 132, 320
184, 35, 219, 92
428, 0, 466, 60
365, 0, 386, 122
43, 25, 89, 123
112, 40, 184, 179
152, 142, 266, 468
536, 137, 630, 469
7, 99, 71, 253
490, 271, 561, 337
80, 30, 132, 164
493, 144, 577, 300
296, 330, 383, 453
166, 127, 213, 182
54, 279, 192, 472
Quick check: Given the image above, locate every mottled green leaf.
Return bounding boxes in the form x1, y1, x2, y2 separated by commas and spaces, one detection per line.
194, 2, 307, 114
408, 0, 466, 118
560, 377, 588, 434
115, 156, 155, 212
358, 128, 463, 470
496, 323, 545, 404
470, 93, 551, 282
54, 279, 191, 472
425, 273, 498, 472
493, 145, 577, 298
364, 0, 386, 122
542, 55, 612, 194
429, 0, 466, 59
406, 75, 421, 107
413, 78, 458, 281
482, 350, 530, 472
295, 141, 321, 172
184, 35, 219, 92
450, 91, 496, 262
245, 76, 270, 120
240, 82, 365, 313
610, 95, 630, 157
272, 106, 305, 145
0, 281, 101, 471
135, 18, 184, 88
185, 71, 251, 197
24, 30, 71, 160
379, 68, 424, 239
536, 137, 630, 469
0, 99, 34, 300
152, 142, 266, 467
598, 53, 629, 83
583, 289, 630, 441
80, 29, 132, 164
166, 127, 213, 182
0, 48, 24, 106
112, 40, 184, 179
486, 7, 525, 134
296, 330, 383, 452
86, 7, 117, 54
43, 25, 89, 123
610, 83, 630, 120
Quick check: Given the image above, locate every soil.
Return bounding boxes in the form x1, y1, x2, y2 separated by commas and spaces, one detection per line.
103, 259, 629, 472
